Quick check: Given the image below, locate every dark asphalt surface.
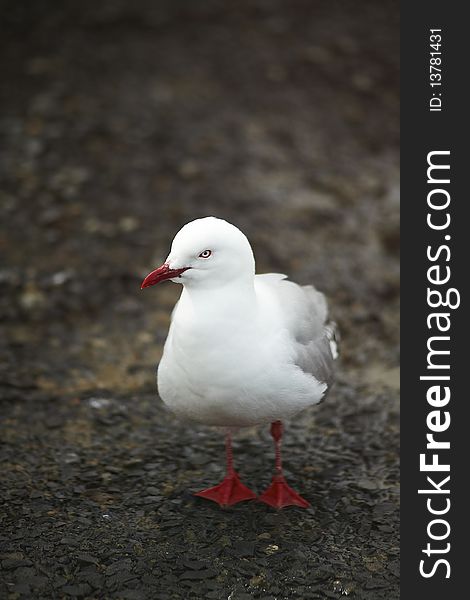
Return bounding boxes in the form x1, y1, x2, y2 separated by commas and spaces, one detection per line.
1, 1, 399, 598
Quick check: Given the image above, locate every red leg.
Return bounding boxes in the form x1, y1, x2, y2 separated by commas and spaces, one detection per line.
259, 421, 310, 509
194, 431, 257, 507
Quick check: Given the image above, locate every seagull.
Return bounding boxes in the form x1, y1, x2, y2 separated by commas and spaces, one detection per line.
141, 217, 338, 509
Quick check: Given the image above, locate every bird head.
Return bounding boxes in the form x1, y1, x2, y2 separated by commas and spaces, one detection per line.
141, 217, 255, 290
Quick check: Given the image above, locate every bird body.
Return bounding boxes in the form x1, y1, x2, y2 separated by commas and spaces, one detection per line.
141, 216, 338, 508
158, 272, 332, 427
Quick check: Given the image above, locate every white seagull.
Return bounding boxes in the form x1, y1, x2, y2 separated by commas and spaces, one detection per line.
141, 217, 338, 508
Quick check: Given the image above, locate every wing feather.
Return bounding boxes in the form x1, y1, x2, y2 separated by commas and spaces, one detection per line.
255, 274, 339, 395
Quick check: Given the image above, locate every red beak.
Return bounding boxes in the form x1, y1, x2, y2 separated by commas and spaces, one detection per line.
141, 264, 189, 289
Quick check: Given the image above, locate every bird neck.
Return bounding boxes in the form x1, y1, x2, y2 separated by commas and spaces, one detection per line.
179, 278, 257, 323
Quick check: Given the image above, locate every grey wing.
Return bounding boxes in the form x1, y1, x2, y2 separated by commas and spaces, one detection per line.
294, 320, 339, 394
290, 283, 339, 400
256, 275, 339, 398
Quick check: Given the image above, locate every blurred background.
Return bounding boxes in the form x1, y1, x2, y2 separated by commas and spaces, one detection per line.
1, 1, 399, 598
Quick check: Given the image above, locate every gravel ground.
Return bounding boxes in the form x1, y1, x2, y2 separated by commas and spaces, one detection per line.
0, 1, 399, 598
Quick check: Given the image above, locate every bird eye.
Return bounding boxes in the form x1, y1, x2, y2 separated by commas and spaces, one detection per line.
198, 250, 212, 259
